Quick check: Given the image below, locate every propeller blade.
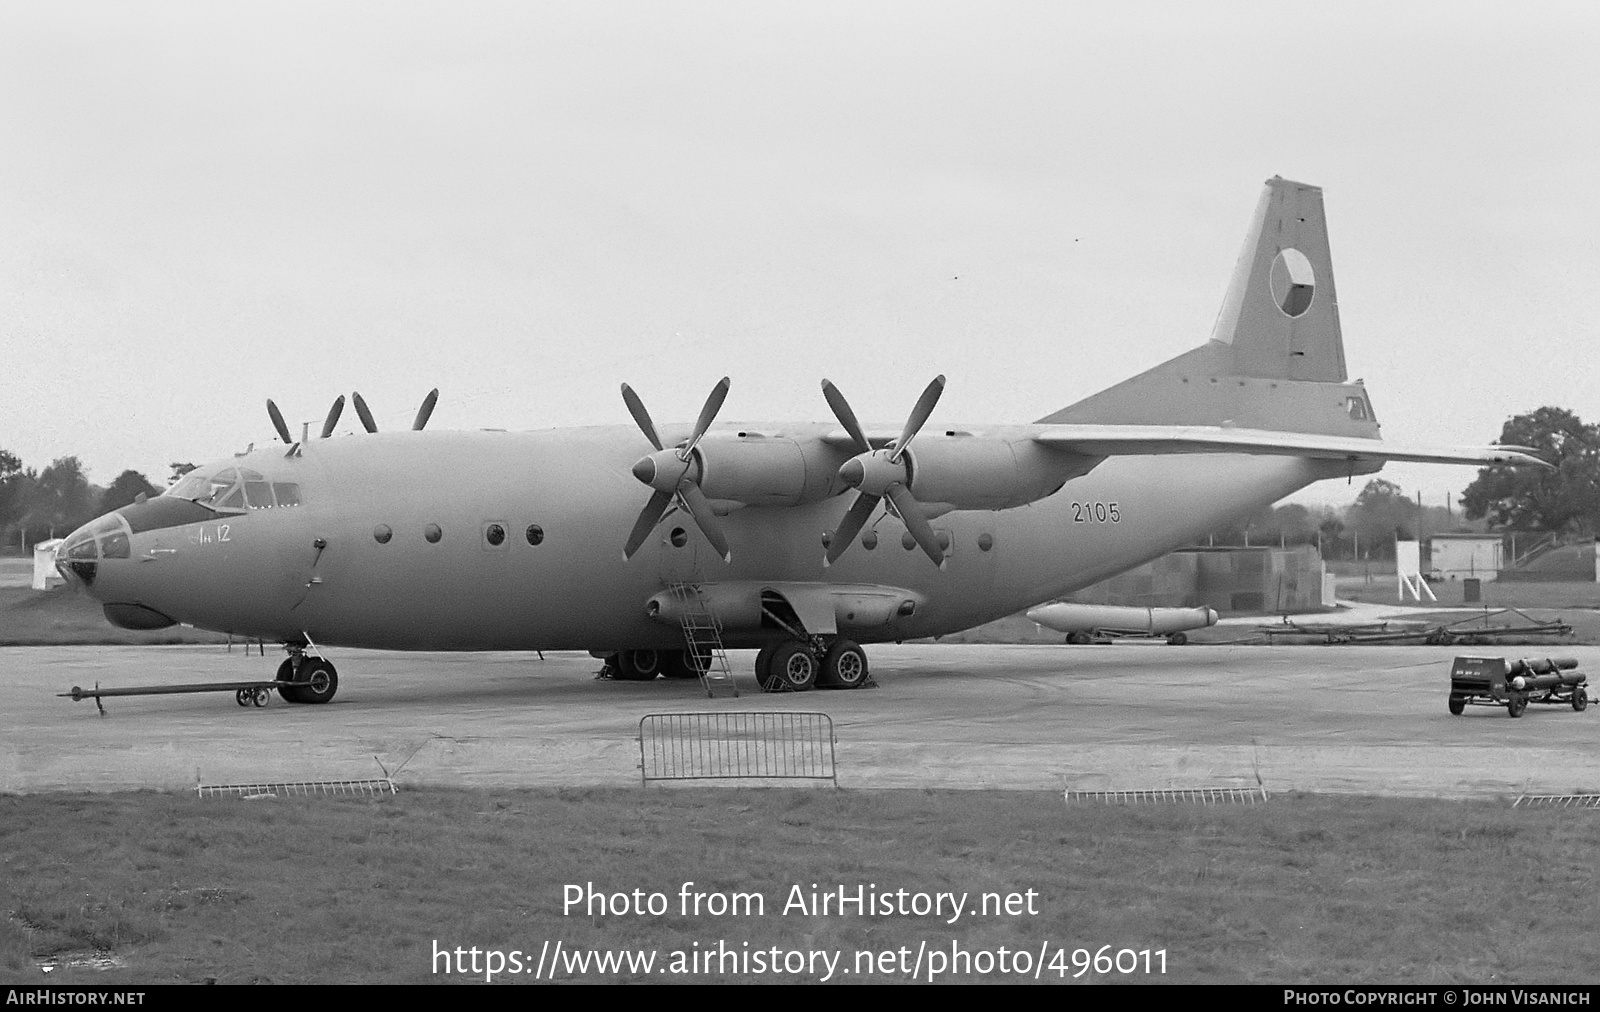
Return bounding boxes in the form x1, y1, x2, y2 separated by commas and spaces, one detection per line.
886, 483, 944, 566
352, 392, 379, 433
890, 375, 946, 464
683, 377, 730, 458
266, 399, 293, 444
320, 395, 346, 439
412, 388, 438, 431
825, 492, 881, 566
821, 380, 871, 454
620, 383, 663, 451
677, 481, 732, 562
623, 489, 674, 559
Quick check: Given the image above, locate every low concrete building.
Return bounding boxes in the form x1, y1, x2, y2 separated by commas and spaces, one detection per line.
1426, 534, 1504, 582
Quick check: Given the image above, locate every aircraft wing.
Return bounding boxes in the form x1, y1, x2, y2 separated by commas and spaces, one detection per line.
1030, 425, 1548, 467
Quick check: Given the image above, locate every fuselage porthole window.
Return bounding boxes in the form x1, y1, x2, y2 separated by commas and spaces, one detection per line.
526, 524, 544, 546
425, 524, 442, 544
485, 523, 506, 547
862, 531, 878, 550
374, 524, 392, 544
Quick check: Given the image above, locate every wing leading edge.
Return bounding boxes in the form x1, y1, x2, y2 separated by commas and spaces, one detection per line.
1030, 424, 1547, 468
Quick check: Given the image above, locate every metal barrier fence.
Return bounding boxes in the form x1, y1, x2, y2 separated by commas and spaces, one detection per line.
1513, 794, 1600, 809
639, 711, 836, 785
1064, 788, 1269, 805
196, 778, 397, 799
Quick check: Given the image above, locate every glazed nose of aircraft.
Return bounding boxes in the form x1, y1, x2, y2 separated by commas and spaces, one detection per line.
55, 521, 101, 587
53, 512, 133, 590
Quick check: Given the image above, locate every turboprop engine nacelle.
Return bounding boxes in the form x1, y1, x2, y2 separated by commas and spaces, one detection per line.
844, 436, 1102, 512
632, 434, 852, 508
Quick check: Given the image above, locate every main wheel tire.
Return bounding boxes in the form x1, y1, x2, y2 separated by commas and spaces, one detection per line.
1448, 695, 1465, 715
769, 641, 817, 692
754, 644, 780, 692
276, 657, 308, 703
819, 639, 869, 689
1573, 686, 1588, 712
299, 660, 338, 704
662, 649, 706, 679
614, 649, 663, 681
1506, 694, 1526, 718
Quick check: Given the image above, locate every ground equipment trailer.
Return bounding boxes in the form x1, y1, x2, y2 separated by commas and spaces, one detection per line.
1448, 656, 1590, 718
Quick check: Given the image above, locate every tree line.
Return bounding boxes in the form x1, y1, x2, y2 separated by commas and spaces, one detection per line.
4, 406, 1596, 555
1203, 406, 1600, 559
1, 452, 195, 549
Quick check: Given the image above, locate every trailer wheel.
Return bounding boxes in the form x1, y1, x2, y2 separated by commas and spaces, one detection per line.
1574, 687, 1589, 712
1448, 695, 1465, 715
1507, 694, 1526, 718
236, 689, 252, 707
1166, 632, 1188, 646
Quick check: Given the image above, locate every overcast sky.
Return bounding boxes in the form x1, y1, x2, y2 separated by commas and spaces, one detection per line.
3, 1, 1596, 509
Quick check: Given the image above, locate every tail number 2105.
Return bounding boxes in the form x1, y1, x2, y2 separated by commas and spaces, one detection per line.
1071, 502, 1119, 523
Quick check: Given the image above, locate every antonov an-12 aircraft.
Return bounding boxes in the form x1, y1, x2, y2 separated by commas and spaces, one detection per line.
57, 178, 1540, 701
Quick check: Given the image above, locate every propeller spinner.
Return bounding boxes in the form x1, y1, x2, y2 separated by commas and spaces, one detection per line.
821, 375, 947, 567
620, 378, 733, 562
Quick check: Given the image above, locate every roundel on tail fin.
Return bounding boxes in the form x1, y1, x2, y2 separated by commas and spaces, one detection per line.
1270, 248, 1315, 318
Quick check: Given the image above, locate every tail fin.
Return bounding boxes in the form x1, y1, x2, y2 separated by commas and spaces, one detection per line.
1040, 176, 1374, 436
1212, 176, 1345, 381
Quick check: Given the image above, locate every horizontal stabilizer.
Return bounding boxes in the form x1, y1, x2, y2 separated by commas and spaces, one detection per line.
1032, 424, 1547, 468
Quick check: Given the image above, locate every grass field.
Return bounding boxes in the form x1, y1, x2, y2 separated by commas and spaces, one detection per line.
0, 585, 230, 647
2, 789, 1596, 985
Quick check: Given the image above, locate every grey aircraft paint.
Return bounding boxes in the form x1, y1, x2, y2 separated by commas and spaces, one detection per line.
55, 178, 1541, 691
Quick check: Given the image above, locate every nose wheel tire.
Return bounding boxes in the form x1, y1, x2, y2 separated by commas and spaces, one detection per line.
289, 659, 339, 704
276, 657, 307, 703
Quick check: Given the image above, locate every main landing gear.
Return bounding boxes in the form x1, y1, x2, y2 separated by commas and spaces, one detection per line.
276, 646, 339, 704
754, 637, 870, 693
603, 648, 718, 681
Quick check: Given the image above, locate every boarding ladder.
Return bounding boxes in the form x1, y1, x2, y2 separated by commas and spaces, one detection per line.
667, 582, 738, 698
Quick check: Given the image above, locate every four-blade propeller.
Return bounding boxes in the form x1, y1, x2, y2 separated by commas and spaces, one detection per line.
620, 378, 733, 562
821, 375, 947, 567
266, 390, 440, 446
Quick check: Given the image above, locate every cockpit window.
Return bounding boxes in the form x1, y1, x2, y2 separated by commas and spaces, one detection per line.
165, 466, 301, 511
